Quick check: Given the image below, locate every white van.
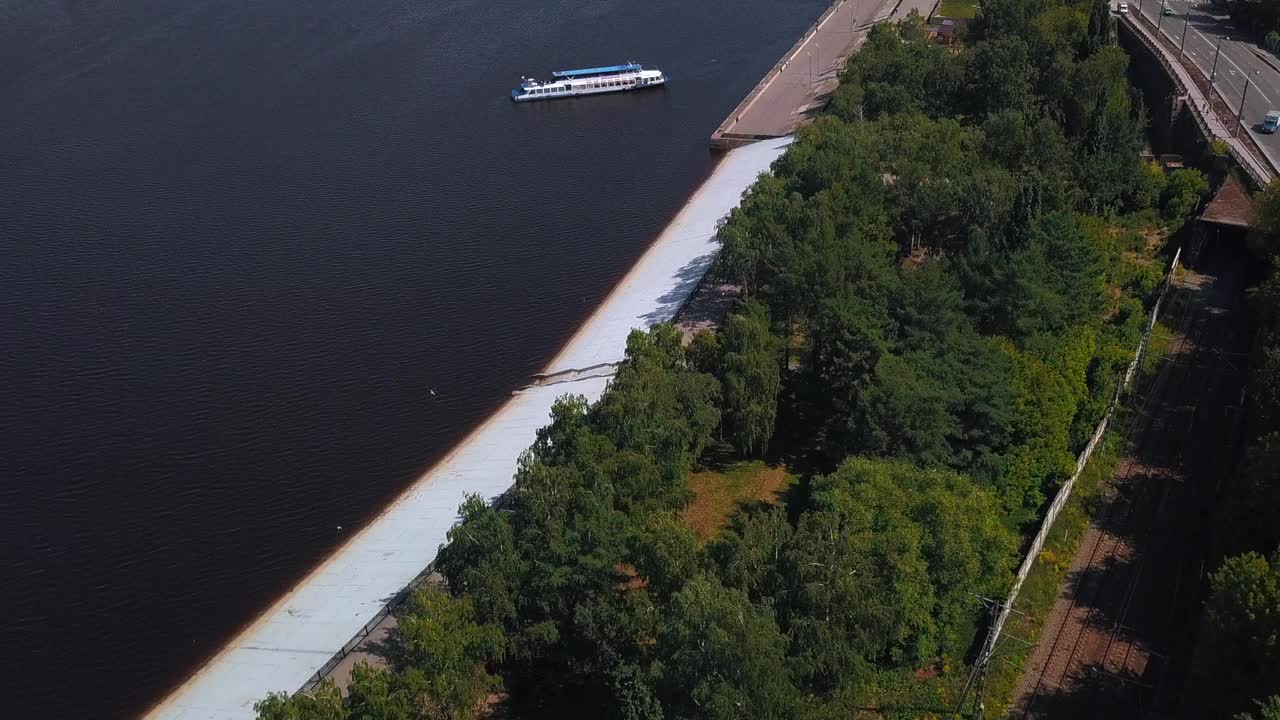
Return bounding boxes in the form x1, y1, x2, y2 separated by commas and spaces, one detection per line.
1264, 111, 1280, 134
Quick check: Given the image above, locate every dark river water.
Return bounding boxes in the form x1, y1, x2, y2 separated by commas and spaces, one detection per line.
0, 0, 827, 716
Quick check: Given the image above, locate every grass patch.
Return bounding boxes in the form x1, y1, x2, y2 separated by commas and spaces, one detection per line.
1141, 319, 1174, 383
684, 459, 796, 540
938, 0, 979, 19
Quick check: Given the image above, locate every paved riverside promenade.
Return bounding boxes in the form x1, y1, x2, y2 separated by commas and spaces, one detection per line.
144, 136, 793, 720
710, 0, 937, 148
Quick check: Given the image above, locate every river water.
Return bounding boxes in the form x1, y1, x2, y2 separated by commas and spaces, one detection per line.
0, 0, 828, 716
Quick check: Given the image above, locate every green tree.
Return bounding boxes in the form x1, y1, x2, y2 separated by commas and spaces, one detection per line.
1162, 168, 1210, 221
708, 507, 794, 603
972, 0, 1056, 44
394, 587, 505, 720
1217, 434, 1280, 557
717, 300, 783, 455
997, 339, 1078, 512
1073, 68, 1145, 213
594, 326, 721, 485
1255, 180, 1280, 259
629, 512, 702, 599
1131, 160, 1168, 211
255, 682, 347, 720
859, 352, 955, 467
964, 38, 1038, 117
435, 495, 522, 628
1084, 0, 1113, 54
807, 458, 1015, 661
1238, 696, 1280, 720
1256, 343, 1280, 435
657, 574, 803, 720
990, 212, 1104, 341
1193, 552, 1280, 717
687, 330, 722, 379
346, 663, 425, 720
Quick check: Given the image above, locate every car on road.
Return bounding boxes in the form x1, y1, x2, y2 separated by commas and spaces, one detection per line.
1264, 111, 1280, 134
1118, 2, 1129, 13
1162, 5, 1174, 15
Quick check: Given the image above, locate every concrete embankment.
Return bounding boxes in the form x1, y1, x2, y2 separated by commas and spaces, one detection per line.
710, 0, 937, 149
144, 136, 793, 720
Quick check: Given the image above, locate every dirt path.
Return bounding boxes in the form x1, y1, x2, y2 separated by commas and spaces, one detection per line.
1006, 255, 1250, 719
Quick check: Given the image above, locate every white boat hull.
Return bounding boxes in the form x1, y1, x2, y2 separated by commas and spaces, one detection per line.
512, 68, 667, 102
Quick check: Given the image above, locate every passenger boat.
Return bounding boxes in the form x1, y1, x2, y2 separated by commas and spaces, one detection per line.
511, 62, 666, 102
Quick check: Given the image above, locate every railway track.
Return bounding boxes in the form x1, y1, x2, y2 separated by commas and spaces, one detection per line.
1010, 260, 1247, 719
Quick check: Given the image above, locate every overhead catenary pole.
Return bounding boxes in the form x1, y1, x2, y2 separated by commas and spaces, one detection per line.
1157, 0, 1166, 32
1210, 35, 1223, 81
1236, 71, 1259, 138
1179, 12, 1190, 59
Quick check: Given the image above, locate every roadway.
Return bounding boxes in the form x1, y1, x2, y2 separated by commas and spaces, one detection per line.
1132, 0, 1280, 170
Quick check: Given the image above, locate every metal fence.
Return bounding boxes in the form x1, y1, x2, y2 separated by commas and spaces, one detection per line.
296, 564, 433, 692
977, 246, 1182, 668
296, 481, 524, 694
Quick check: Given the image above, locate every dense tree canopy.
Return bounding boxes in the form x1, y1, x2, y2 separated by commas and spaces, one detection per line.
1194, 553, 1280, 718
257, 1, 1182, 717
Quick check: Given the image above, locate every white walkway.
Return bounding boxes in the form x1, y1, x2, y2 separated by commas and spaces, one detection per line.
145, 136, 793, 720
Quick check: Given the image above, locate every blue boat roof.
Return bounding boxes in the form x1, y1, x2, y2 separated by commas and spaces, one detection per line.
551, 63, 641, 78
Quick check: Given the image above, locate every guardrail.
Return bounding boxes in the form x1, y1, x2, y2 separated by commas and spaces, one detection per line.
1121, 13, 1275, 187
296, 563, 435, 692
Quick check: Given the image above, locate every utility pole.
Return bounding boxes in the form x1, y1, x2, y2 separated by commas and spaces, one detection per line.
1210, 35, 1223, 81
1179, 12, 1190, 59
1237, 70, 1259, 137
1157, 0, 1166, 32
950, 595, 1005, 720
